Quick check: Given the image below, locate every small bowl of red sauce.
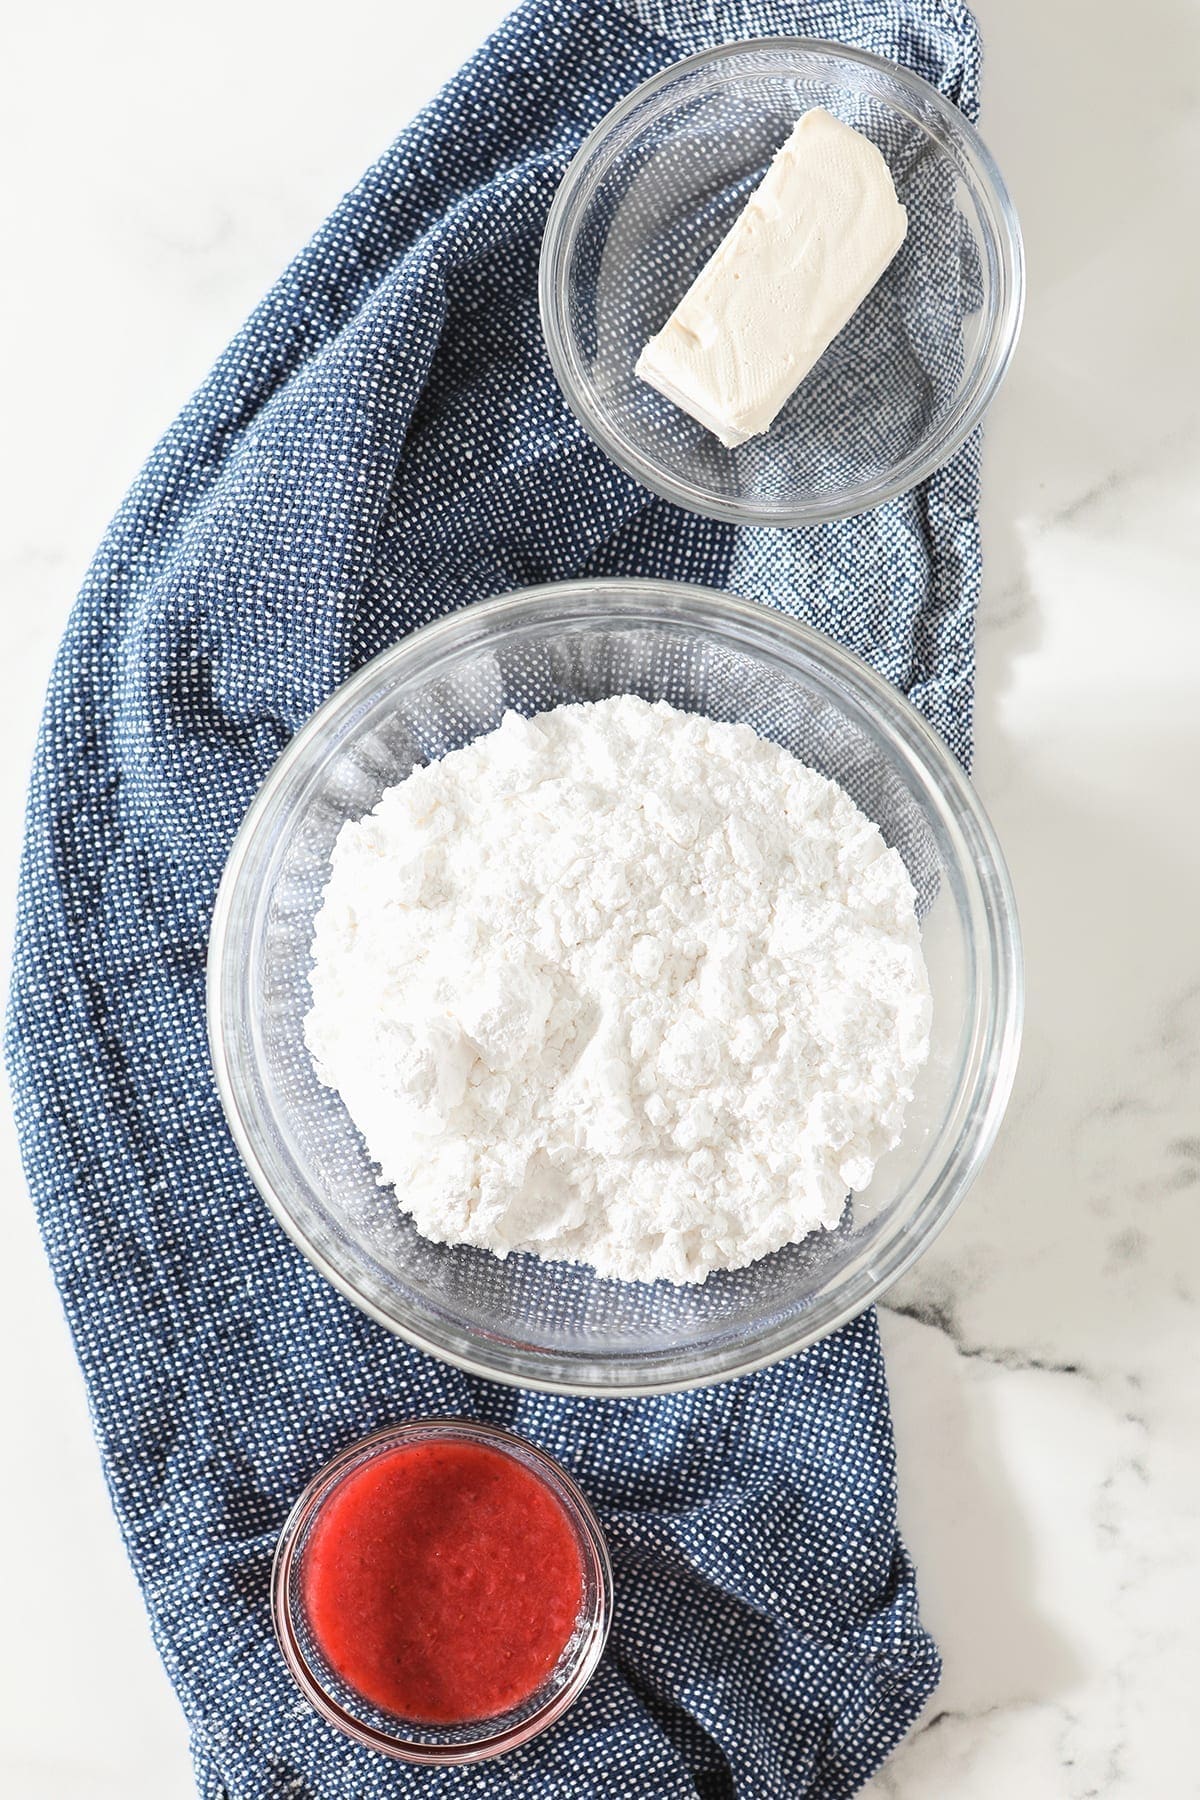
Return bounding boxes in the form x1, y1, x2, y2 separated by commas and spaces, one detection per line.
272, 1418, 612, 1763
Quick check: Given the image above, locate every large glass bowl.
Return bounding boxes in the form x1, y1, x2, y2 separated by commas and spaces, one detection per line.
539, 39, 1024, 525
208, 581, 1022, 1394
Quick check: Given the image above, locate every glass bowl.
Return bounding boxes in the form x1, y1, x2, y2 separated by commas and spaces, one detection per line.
272, 1419, 612, 1763
539, 38, 1024, 525
207, 579, 1022, 1394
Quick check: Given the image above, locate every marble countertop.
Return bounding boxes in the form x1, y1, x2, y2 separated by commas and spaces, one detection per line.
3, 2, 1197, 1794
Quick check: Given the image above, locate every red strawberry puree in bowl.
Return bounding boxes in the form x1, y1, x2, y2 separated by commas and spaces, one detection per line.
272, 1420, 612, 1764
305, 1438, 584, 1721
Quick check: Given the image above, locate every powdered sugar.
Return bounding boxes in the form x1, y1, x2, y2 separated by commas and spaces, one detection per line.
304, 696, 931, 1285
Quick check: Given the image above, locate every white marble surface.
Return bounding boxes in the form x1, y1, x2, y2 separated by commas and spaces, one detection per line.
2, 2, 1197, 1795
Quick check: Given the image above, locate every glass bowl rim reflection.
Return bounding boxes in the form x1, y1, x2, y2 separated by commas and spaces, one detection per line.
271, 1416, 613, 1763
207, 579, 1023, 1395
538, 35, 1025, 526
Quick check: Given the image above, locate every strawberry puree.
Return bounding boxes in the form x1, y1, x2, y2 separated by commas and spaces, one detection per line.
302, 1437, 584, 1723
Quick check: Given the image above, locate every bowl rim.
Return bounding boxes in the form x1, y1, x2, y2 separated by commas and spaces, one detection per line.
271, 1417, 613, 1763
538, 35, 1026, 526
207, 578, 1024, 1395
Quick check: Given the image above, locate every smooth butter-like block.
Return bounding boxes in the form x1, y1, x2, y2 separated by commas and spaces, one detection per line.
635, 109, 908, 448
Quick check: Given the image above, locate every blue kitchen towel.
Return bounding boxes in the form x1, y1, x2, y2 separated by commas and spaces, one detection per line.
7, 1, 985, 1795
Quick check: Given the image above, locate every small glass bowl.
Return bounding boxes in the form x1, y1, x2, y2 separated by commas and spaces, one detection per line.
272, 1419, 613, 1764
539, 37, 1024, 525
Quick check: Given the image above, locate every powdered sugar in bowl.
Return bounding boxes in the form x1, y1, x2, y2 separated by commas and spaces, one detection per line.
304, 696, 934, 1286
208, 580, 1022, 1395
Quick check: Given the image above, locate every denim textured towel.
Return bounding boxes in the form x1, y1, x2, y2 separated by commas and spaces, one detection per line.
8, 2, 984, 1795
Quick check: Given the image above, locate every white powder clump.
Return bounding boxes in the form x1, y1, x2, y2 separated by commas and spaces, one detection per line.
304, 696, 931, 1285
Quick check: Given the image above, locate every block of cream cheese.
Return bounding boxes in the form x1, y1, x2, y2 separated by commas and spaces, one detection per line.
635, 109, 908, 448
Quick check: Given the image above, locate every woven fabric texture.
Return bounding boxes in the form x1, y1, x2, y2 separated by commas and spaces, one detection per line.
7, 2, 984, 1795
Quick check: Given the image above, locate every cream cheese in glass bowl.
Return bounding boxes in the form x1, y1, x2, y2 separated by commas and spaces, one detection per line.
539, 39, 1024, 526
